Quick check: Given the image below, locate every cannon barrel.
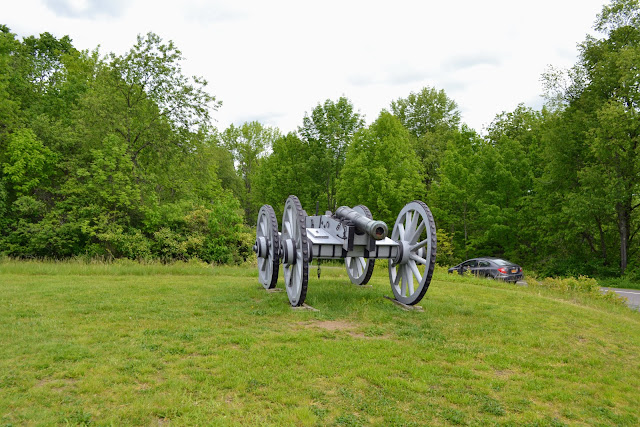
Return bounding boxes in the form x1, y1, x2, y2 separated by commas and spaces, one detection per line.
335, 206, 388, 240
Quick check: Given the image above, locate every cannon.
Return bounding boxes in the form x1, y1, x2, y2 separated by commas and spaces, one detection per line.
254, 195, 437, 307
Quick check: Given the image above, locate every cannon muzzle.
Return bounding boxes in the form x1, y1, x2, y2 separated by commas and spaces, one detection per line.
335, 206, 388, 240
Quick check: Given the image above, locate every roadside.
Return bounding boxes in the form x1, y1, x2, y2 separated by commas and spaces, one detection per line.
515, 279, 639, 311
601, 287, 640, 311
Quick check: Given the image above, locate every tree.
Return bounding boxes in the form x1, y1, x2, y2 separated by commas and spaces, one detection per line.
337, 112, 425, 226
102, 32, 219, 168
483, 106, 548, 262
298, 97, 364, 212
252, 133, 315, 215
0, 28, 250, 262
429, 126, 481, 260
390, 86, 461, 137
2, 128, 56, 196
0, 26, 22, 144
221, 121, 280, 221
542, 0, 640, 275
390, 87, 461, 189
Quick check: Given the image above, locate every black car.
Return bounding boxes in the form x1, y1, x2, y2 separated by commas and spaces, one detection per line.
448, 257, 523, 283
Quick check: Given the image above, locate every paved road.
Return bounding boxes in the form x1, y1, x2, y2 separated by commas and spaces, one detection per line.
601, 287, 640, 310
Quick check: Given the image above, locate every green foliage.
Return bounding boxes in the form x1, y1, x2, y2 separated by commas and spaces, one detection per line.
110, 32, 219, 134
0, 27, 248, 263
2, 2, 640, 283
538, 0, 640, 275
539, 275, 601, 294
434, 230, 456, 266
429, 126, 482, 259
391, 86, 461, 188
390, 86, 460, 138
252, 132, 315, 214
3, 128, 56, 195
337, 111, 425, 225
220, 121, 281, 221
534, 275, 628, 305
298, 97, 365, 212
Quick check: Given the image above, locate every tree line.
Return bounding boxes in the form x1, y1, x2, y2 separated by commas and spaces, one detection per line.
0, 0, 638, 281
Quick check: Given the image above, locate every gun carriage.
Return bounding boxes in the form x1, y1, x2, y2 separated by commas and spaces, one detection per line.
254, 195, 437, 307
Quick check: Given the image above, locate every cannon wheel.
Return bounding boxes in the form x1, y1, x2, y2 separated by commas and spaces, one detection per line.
281, 195, 309, 306
345, 204, 376, 285
388, 200, 437, 305
256, 204, 280, 289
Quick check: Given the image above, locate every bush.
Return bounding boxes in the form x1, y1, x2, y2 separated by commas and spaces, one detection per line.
539, 276, 600, 294
534, 275, 628, 306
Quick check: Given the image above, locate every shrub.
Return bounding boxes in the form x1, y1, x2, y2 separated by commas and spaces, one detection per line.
534, 275, 628, 306
540, 276, 600, 294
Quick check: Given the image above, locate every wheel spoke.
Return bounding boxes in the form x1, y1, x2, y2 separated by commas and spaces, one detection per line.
400, 267, 407, 296
410, 238, 429, 252
398, 223, 405, 241
358, 257, 366, 272
356, 258, 363, 276
284, 265, 291, 285
410, 253, 427, 265
409, 220, 425, 244
407, 210, 419, 237
294, 261, 301, 292
292, 215, 299, 240
409, 260, 422, 285
407, 266, 415, 295
392, 268, 401, 287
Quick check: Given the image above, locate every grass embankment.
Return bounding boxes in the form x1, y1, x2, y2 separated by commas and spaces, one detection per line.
0, 260, 639, 425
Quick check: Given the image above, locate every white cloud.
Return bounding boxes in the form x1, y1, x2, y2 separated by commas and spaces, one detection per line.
43, 0, 130, 19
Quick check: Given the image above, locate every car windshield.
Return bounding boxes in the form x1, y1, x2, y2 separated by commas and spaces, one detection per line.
491, 259, 513, 266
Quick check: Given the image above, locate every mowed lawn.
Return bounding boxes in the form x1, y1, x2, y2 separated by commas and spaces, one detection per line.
0, 261, 639, 426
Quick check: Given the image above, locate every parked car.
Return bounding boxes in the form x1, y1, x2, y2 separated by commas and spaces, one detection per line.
448, 257, 523, 283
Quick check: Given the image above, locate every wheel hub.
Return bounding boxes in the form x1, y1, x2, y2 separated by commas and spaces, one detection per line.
281, 238, 296, 266
254, 236, 268, 258
393, 239, 412, 265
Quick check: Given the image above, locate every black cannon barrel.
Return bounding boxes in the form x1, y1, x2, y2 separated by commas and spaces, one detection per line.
335, 206, 388, 240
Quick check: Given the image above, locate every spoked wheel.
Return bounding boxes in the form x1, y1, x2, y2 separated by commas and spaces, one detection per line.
280, 195, 309, 306
345, 204, 375, 285
255, 204, 280, 289
388, 200, 437, 305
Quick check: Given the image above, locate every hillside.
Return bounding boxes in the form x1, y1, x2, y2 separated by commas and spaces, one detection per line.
0, 261, 638, 425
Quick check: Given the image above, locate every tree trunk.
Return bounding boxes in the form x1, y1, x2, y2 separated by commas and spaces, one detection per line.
596, 217, 607, 265
463, 202, 468, 260
326, 174, 331, 213
617, 201, 630, 274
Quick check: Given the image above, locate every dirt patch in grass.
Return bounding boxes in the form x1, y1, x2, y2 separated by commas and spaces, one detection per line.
301, 320, 385, 339
309, 320, 356, 332
35, 378, 78, 390
493, 369, 515, 379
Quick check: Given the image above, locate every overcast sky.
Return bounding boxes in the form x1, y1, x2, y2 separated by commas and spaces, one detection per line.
4, 0, 608, 134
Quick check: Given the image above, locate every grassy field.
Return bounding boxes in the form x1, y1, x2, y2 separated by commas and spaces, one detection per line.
0, 260, 639, 426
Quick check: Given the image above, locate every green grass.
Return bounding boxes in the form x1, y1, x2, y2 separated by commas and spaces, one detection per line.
1, 260, 639, 426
